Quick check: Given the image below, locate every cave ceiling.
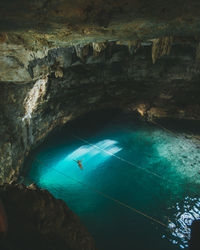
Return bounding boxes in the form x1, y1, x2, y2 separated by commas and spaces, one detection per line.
1, 0, 200, 82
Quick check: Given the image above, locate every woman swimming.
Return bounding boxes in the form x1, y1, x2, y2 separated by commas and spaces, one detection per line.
74, 159, 83, 170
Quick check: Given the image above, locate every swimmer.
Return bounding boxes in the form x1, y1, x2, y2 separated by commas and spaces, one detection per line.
74, 159, 83, 170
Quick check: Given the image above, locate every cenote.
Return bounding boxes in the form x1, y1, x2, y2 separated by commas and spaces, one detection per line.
23, 110, 200, 250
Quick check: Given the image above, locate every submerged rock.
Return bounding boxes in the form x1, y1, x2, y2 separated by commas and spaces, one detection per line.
0, 183, 97, 250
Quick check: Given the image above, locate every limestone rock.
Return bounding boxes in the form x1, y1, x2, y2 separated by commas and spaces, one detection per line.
0, 183, 97, 250
152, 36, 173, 64
92, 42, 107, 56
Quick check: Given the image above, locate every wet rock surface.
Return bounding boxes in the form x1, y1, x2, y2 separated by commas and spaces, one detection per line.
0, 183, 96, 250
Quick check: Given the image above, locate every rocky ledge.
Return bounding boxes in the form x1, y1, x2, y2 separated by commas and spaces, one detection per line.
0, 183, 96, 250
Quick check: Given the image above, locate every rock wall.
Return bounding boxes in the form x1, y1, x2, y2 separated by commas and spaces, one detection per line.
0, 183, 97, 250
1, 39, 200, 184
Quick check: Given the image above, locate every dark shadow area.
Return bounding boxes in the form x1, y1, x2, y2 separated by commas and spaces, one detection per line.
64, 109, 140, 135
155, 118, 200, 135
0, 183, 96, 250
190, 220, 200, 250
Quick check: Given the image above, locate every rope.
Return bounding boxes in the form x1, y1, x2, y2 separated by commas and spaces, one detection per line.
23, 156, 170, 230
37, 159, 168, 229
150, 119, 200, 168
70, 123, 200, 190
26, 119, 200, 234
72, 134, 166, 181
150, 120, 200, 153
33, 158, 168, 228
149, 120, 200, 191
150, 120, 178, 137
71, 133, 188, 186
150, 120, 200, 142
25, 120, 200, 234
69, 131, 200, 203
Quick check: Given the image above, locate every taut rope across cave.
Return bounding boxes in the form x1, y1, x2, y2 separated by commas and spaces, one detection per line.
70, 133, 191, 187
53, 167, 169, 229
67, 119, 200, 191
72, 134, 164, 180
35, 158, 169, 229
73, 134, 163, 179
29, 119, 200, 234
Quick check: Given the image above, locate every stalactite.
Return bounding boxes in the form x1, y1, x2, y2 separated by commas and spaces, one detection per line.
127, 40, 141, 54
92, 42, 107, 56
55, 67, 63, 78
75, 44, 90, 60
152, 36, 173, 64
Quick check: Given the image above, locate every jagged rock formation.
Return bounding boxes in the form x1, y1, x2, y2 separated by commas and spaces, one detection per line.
151, 36, 173, 64
0, 183, 96, 250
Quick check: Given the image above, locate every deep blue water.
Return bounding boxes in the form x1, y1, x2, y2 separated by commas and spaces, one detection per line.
24, 112, 200, 250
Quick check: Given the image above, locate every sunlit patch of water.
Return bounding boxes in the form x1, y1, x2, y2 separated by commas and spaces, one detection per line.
37, 139, 122, 186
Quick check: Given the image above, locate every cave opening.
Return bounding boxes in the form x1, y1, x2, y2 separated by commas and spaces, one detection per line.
22, 109, 200, 250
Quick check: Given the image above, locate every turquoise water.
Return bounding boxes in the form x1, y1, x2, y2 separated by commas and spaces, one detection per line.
24, 112, 200, 250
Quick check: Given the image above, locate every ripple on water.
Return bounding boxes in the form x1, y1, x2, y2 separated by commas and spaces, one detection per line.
167, 197, 200, 248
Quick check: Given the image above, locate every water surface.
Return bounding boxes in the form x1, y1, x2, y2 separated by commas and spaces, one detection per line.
24, 111, 200, 250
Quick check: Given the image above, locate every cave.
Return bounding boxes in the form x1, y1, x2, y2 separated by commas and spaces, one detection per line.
1, 1, 200, 250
